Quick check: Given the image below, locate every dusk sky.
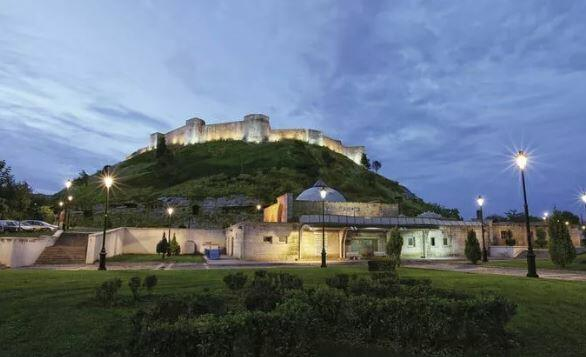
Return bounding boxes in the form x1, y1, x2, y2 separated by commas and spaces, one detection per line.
1, 1, 586, 219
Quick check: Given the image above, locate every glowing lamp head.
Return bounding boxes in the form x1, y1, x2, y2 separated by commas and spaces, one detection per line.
256, 204, 262, 211
59, 201, 64, 207
476, 195, 485, 207
103, 175, 114, 189
319, 187, 327, 200
67, 195, 73, 202
515, 151, 528, 170
543, 212, 549, 220
65, 180, 72, 189
581, 193, 586, 204
565, 221, 570, 226
167, 207, 174, 216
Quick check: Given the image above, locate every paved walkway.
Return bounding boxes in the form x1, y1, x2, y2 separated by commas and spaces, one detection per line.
403, 260, 586, 282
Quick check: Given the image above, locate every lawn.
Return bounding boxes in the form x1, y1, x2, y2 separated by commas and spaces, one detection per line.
0, 231, 47, 238
0, 266, 585, 356
107, 254, 206, 263
485, 254, 586, 271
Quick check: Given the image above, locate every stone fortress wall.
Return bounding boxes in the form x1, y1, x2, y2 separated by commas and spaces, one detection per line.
134, 114, 364, 164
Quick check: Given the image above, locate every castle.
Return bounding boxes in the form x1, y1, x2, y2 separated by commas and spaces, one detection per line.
131, 114, 365, 164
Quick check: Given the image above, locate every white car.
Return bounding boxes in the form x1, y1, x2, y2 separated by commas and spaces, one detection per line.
21, 220, 58, 231
12, 221, 35, 231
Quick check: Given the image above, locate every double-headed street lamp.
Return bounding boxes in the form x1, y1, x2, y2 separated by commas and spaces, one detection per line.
319, 186, 328, 268
99, 166, 114, 271
515, 151, 538, 278
476, 195, 488, 262
167, 207, 174, 241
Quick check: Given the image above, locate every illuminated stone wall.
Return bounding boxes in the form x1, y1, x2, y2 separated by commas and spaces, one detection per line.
136, 114, 365, 164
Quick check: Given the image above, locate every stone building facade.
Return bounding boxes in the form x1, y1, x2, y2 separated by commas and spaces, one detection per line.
131, 113, 365, 164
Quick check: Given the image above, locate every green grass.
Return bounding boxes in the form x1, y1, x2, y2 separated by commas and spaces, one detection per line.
486, 254, 586, 271
1, 266, 585, 356
107, 254, 205, 263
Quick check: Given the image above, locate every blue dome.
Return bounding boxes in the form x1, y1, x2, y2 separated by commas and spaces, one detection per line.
295, 180, 346, 202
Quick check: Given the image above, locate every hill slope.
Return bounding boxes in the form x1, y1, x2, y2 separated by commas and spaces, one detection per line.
64, 139, 460, 227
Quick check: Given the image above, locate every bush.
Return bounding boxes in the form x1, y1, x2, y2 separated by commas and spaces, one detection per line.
505, 237, 516, 246
223, 272, 248, 290
465, 230, 481, 264
386, 228, 403, 266
95, 278, 122, 306
325, 273, 351, 290
129, 276, 141, 301
156, 233, 169, 259
244, 270, 303, 311
169, 233, 181, 256
143, 275, 158, 293
535, 227, 547, 248
548, 211, 576, 267
367, 259, 396, 271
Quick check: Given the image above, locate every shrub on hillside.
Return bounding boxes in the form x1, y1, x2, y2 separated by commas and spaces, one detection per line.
244, 270, 303, 311
465, 230, 481, 264
223, 272, 247, 290
95, 278, 122, 306
325, 273, 351, 290
548, 211, 576, 267
367, 259, 397, 272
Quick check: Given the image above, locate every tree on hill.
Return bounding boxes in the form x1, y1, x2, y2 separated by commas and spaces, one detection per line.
386, 228, 403, 266
465, 230, 481, 264
548, 211, 576, 267
360, 153, 371, 170
372, 160, 382, 173
555, 210, 580, 225
74, 170, 90, 187
156, 136, 169, 159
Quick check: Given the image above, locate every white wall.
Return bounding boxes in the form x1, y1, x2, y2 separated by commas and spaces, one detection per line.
86, 228, 226, 263
0, 233, 58, 267
490, 246, 527, 258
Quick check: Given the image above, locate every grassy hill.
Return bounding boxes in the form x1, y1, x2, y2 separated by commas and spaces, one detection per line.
61, 139, 459, 227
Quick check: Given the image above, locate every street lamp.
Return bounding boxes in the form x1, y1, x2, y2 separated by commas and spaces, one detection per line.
167, 207, 174, 242
581, 193, 586, 227
67, 195, 73, 230
543, 212, 549, 221
64, 180, 72, 230
319, 186, 328, 268
98, 166, 114, 271
514, 151, 538, 278
256, 204, 262, 222
476, 195, 488, 262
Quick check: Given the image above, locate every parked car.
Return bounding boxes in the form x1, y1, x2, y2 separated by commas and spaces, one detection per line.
14, 221, 35, 231
0, 220, 20, 233
21, 220, 58, 231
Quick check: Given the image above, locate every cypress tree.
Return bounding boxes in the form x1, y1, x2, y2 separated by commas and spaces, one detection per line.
465, 230, 481, 264
386, 228, 403, 266
548, 211, 576, 267
155, 136, 168, 159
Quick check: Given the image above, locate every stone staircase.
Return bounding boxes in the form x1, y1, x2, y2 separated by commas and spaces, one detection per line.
35, 232, 90, 265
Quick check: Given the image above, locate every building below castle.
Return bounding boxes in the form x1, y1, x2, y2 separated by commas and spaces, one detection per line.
130, 114, 365, 164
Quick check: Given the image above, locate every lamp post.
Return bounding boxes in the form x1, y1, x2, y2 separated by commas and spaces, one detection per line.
319, 187, 328, 268
476, 195, 488, 262
58, 201, 64, 229
167, 207, 174, 241
98, 166, 114, 270
98, 167, 114, 271
67, 195, 73, 230
64, 180, 72, 230
256, 204, 262, 222
515, 151, 538, 278
581, 193, 586, 225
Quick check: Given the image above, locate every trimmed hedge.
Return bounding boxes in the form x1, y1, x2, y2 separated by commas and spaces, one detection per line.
131, 271, 516, 356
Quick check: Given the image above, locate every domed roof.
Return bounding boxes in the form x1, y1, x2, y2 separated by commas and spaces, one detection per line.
296, 180, 346, 202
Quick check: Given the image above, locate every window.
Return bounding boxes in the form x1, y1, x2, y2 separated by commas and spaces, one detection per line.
278, 236, 287, 243
408, 237, 415, 247
263, 236, 273, 244
443, 237, 449, 246
500, 230, 512, 240
431, 237, 436, 246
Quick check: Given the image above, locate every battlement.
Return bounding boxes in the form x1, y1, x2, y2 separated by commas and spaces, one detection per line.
135, 114, 365, 164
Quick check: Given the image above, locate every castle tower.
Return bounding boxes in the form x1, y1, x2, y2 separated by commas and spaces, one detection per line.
184, 117, 206, 144
149, 132, 165, 149
242, 114, 270, 143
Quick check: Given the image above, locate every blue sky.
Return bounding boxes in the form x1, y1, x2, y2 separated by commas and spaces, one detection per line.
1, 0, 586, 218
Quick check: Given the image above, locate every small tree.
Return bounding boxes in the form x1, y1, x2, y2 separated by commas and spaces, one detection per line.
386, 228, 403, 266
372, 160, 382, 173
143, 275, 158, 293
128, 276, 141, 301
156, 233, 169, 259
155, 136, 168, 158
534, 227, 547, 248
465, 230, 481, 264
169, 233, 181, 256
360, 153, 371, 170
548, 211, 576, 267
